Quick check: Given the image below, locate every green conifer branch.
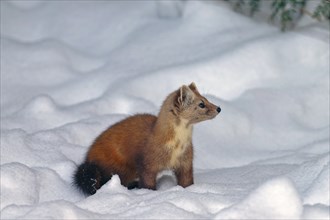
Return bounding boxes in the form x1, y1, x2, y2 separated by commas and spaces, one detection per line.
223, 0, 330, 31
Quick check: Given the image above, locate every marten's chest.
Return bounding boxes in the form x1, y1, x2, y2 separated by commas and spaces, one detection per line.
166, 121, 192, 168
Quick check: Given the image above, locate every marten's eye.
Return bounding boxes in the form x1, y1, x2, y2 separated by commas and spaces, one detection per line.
199, 102, 205, 108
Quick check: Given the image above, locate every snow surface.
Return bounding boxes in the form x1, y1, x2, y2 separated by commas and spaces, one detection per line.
1, 0, 329, 219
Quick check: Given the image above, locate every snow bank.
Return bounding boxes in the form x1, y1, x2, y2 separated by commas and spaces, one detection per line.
215, 178, 302, 219
1, 0, 329, 219
303, 204, 330, 220
304, 162, 330, 206
1, 163, 39, 209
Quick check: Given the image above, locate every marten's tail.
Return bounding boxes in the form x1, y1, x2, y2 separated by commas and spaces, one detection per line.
73, 162, 108, 195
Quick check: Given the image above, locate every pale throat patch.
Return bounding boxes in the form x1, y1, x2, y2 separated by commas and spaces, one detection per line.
166, 119, 193, 168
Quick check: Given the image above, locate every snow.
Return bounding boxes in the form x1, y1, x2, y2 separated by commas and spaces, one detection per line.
215, 178, 302, 219
1, 0, 329, 219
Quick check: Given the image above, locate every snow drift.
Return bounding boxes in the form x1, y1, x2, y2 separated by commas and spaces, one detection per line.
1, 1, 329, 219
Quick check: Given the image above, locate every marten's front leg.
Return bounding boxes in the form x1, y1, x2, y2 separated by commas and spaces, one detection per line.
139, 170, 157, 190
175, 145, 194, 187
136, 154, 157, 190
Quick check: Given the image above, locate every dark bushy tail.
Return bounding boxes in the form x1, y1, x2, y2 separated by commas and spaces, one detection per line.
73, 162, 107, 195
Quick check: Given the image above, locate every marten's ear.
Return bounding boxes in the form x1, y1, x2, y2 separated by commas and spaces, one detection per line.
188, 82, 200, 95
177, 85, 195, 108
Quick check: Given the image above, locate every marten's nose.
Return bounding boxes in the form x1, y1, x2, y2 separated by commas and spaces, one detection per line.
217, 107, 221, 113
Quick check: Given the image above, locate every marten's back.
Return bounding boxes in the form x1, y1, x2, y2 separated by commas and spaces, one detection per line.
86, 114, 157, 184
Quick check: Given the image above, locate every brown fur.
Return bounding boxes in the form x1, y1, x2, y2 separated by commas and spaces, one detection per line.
83, 82, 220, 191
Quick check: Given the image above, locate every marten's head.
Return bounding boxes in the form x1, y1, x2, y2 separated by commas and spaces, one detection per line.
169, 82, 221, 125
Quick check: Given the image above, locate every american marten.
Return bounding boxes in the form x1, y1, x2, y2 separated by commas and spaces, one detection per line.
73, 82, 221, 195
